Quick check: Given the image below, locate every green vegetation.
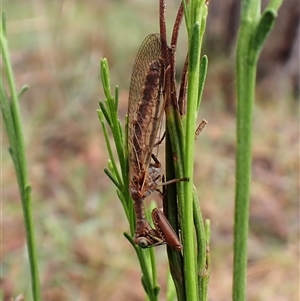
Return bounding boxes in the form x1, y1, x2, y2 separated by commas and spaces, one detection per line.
234, 1, 283, 300
1, 13, 41, 301
1, 1, 295, 301
98, 58, 163, 301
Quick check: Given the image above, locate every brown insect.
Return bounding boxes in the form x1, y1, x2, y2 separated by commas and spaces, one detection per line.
152, 208, 182, 251
128, 34, 184, 250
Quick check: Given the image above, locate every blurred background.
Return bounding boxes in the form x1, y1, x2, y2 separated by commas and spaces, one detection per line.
2, 0, 299, 300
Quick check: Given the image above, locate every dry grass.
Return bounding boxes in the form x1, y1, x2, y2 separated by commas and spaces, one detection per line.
2, 1, 298, 300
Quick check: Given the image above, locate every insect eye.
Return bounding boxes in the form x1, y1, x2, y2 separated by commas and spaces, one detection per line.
138, 238, 149, 249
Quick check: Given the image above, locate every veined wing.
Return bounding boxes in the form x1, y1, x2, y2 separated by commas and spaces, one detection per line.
128, 34, 165, 182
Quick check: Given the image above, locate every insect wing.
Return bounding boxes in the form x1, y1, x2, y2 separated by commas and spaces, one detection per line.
151, 208, 182, 251
128, 34, 164, 178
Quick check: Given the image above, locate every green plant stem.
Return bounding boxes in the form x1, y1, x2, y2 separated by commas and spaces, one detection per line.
233, 1, 283, 300
100, 58, 161, 301
124, 233, 159, 301
1, 16, 41, 301
168, 1, 207, 300
234, 29, 256, 301
165, 133, 185, 301
99, 59, 134, 235
164, 104, 186, 226
182, 12, 202, 301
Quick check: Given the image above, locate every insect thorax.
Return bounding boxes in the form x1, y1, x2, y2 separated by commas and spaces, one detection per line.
129, 164, 162, 200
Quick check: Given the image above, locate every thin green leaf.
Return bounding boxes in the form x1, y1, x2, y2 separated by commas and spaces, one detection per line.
98, 101, 112, 127
114, 85, 119, 113
100, 58, 112, 100
104, 168, 121, 190
97, 109, 123, 186
197, 55, 208, 112
18, 85, 29, 99
252, 9, 276, 61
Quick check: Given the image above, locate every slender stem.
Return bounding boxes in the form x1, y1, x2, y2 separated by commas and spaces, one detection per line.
233, 0, 283, 300
100, 56, 161, 300
165, 133, 185, 301
1, 15, 41, 301
146, 204, 159, 293
234, 29, 255, 300
182, 19, 201, 301
165, 1, 208, 300
124, 233, 158, 301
